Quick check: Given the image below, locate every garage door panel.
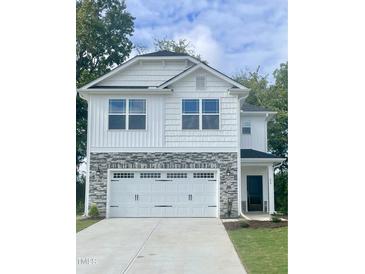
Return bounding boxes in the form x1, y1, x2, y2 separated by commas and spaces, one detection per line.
109, 170, 218, 218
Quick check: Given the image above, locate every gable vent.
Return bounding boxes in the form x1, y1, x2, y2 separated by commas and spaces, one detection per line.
196, 76, 206, 90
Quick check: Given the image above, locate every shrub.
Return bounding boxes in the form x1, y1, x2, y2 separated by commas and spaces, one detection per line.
271, 216, 282, 223
89, 204, 99, 218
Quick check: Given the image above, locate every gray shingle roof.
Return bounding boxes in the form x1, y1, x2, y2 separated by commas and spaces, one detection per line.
140, 50, 189, 57
241, 103, 272, 112
240, 149, 282, 159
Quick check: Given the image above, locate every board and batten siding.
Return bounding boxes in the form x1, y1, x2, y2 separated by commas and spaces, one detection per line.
95, 60, 193, 87
164, 69, 238, 149
89, 68, 240, 152
89, 95, 165, 150
240, 115, 267, 151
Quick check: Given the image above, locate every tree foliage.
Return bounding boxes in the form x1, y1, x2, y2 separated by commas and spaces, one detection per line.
234, 63, 288, 213
153, 38, 203, 60
133, 38, 205, 62
76, 0, 134, 202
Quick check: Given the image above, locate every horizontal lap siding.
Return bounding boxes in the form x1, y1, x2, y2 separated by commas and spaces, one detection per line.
90, 95, 164, 149
165, 69, 238, 148
96, 60, 190, 87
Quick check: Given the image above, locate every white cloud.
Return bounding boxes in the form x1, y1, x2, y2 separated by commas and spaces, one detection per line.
174, 25, 222, 67
126, 0, 287, 79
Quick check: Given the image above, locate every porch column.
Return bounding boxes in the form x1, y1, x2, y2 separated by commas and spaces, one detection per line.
268, 164, 275, 213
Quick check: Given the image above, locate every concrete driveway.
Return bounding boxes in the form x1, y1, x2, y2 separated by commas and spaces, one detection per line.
77, 218, 246, 274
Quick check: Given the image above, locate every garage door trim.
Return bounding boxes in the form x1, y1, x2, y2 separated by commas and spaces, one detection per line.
106, 168, 220, 218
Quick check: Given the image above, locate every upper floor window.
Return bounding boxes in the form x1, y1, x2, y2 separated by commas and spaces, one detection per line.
196, 76, 206, 90
129, 99, 146, 130
108, 99, 126, 129
108, 99, 146, 130
202, 99, 219, 129
242, 121, 251, 134
182, 99, 219, 130
182, 99, 199, 129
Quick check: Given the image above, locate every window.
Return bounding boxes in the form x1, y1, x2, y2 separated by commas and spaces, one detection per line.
129, 99, 146, 130
140, 173, 161, 178
202, 99, 219, 129
242, 121, 251, 134
113, 172, 134, 178
193, 172, 214, 178
167, 173, 188, 178
182, 99, 199, 129
196, 76, 206, 90
108, 99, 146, 130
108, 99, 126, 129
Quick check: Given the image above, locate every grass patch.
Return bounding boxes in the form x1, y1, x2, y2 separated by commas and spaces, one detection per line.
228, 227, 288, 274
76, 216, 102, 233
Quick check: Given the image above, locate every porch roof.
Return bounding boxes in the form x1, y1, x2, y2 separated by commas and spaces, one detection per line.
240, 149, 283, 159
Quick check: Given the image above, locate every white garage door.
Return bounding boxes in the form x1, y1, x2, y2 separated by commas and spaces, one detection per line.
108, 170, 218, 218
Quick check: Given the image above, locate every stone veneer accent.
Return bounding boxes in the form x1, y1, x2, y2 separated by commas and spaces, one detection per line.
88, 152, 238, 218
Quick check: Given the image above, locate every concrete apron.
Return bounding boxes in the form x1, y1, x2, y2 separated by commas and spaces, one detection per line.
77, 218, 246, 274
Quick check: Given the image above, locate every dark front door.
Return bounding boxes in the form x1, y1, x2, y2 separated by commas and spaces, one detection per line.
247, 176, 263, 211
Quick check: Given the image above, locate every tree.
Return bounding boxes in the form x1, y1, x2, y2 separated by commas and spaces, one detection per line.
153, 38, 204, 61
234, 63, 288, 213
76, 0, 134, 202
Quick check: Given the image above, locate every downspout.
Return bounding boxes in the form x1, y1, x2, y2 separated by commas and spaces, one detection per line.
237, 95, 248, 216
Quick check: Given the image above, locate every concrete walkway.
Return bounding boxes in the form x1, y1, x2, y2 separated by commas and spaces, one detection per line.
77, 218, 246, 274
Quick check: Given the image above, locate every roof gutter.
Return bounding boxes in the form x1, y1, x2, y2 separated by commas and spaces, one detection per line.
241, 158, 286, 164
228, 88, 250, 97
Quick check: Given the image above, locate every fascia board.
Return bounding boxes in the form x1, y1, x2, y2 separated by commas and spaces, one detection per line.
78, 88, 173, 95
158, 64, 201, 88
79, 56, 139, 90
241, 158, 286, 163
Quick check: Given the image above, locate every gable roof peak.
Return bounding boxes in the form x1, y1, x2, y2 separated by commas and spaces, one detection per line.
139, 50, 190, 57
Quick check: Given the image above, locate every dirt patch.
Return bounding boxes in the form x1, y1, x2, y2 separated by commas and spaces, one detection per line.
223, 220, 288, 230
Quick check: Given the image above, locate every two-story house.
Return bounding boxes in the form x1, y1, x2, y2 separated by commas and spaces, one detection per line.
78, 50, 285, 218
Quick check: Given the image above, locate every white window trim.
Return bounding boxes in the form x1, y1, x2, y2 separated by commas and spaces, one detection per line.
242, 121, 251, 135
202, 98, 220, 130
182, 99, 200, 130
108, 99, 127, 130
108, 98, 147, 131
181, 98, 220, 130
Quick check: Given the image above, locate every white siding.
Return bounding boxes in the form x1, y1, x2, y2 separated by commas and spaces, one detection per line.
240, 115, 267, 151
96, 60, 192, 87
88, 67, 240, 152
89, 95, 164, 150
165, 68, 238, 149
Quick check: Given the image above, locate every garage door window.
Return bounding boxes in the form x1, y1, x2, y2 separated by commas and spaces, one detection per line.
167, 173, 188, 178
113, 172, 134, 178
193, 172, 214, 178
140, 173, 161, 178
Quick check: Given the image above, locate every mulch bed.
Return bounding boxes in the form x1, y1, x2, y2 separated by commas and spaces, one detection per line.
223, 220, 288, 230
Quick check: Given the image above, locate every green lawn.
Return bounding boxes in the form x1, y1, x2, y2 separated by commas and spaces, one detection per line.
228, 227, 288, 274
76, 216, 102, 232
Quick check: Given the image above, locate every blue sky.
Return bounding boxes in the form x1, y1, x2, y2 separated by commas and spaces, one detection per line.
126, 0, 287, 80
